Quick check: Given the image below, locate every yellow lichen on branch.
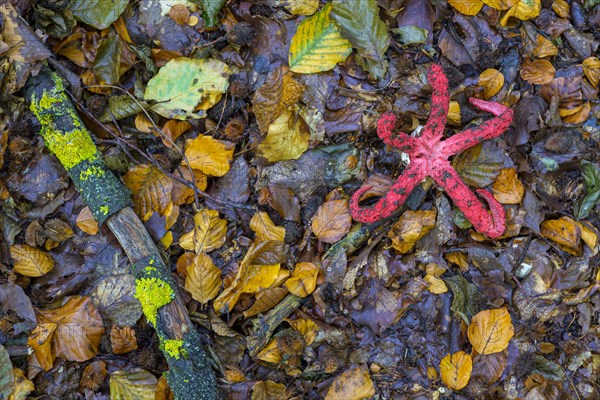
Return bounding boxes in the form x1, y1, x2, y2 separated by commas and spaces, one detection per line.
134, 276, 174, 326
161, 338, 186, 359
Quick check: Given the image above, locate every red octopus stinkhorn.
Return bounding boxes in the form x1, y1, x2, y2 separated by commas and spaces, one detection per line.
350, 64, 513, 239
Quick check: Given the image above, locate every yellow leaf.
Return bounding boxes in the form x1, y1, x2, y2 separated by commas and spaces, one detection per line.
256, 338, 282, 364
325, 365, 375, 400
286, 318, 320, 345
479, 69, 504, 99
492, 168, 524, 204
448, 0, 484, 15
482, 0, 517, 10
27, 323, 56, 371
387, 209, 437, 253
284, 0, 319, 15
256, 108, 310, 162
123, 165, 174, 219
184, 135, 234, 177
179, 209, 227, 253
9, 368, 34, 400
467, 308, 514, 355
582, 57, 600, 88
311, 199, 352, 243
223, 368, 246, 383
424, 263, 448, 294
501, 0, 541, 26
578, 221, 598, 252
551, 0, 569, 18
533, 35, 558, 58
76, 206, 98, 235
284, 262, 319, 297
250, 212, 286, 242
560, 102, 591, 125
185, 252, 222, 304
252, 381, 287, 400
439, 351, 473, 390
109, 369, 157, 400
288, 3, 352, 73
541, 216, 582, 256
447, 101, 461, 126
445, 252, 469, 272
10, 244, 54, 277
520, 59, 555, 85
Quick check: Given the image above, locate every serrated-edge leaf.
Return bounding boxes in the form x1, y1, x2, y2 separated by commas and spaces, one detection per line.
331, 0, 390, 80
289, 4, 352, 74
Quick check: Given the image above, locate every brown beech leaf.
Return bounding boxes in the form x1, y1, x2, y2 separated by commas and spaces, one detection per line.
184, 252, 222, 304
325, 365, 375, 400
123, 164, 173, 220
161, 119, 192, 147
387, 209, 437, 253
169, 4, 190, 25
36, 296, 104, 362
471, 350, 508, 385
478, 68, 504, 99
76, 206, 98, 235
27, 323, 56, 371
109, 368, 157, 400
252, 380, 287, 400
440, 351, 472, 390
243, 286, 288, 318
447, 101, 461, 126
500, 0, 541, 26
10, 244, 54, 277
520, 59, 555, 85
110, 326, 138, 355
541, 216, 582, 256
311, 199, 352, 243
284, 262, 319, 297
179, 209, 227, 253
185, 135, 234, 177
250, 212, 285, 242
467, 308, 514, 355
80, 360, 107, 391
582, 57, 600, 88
533, 35, 558, 58
492, 168, 524, 204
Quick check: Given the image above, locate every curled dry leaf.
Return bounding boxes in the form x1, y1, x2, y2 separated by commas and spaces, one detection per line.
541, 216, 582, 256
325, 365, 376, 400
110, 325, 138, 355
440, 351, 473, 390
179, 209, 227, 253
448, 0, 484, 16
184, 252, 222, 304
520, 59, 555, 85
184, 135, 234, 177
10, 244, 54, 277
582, 57, 600, 88
492, 168, 524, 204
252, 380, 287, 400
250, 212, 285, 242
387, 209, 437, 253
467, 308, 514, 355
123, 164, 173, 220
284, 262, 319, 297
478, 69, 504, 99
311, 199, 352, 243
76, 206, 98, 235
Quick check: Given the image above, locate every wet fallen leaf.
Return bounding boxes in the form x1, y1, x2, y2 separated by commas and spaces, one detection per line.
541, 216, 582, 256
69, 0, 128, 29
500, 0, 541, 26
452, 142, 505, 188
492, 168, 524, 204
252, 381, 287, 400
447, 101, 461, 126
144, 57, 231, 119
284, 262, 319, 297
520, 59, 555, 85
76, 206, 98, 235
185, 135, 235, 177
582, 57, 600, 88
533, 35, 558, 58
478, 68, 504, 99
90, 274, 142, 326
325, 365, 375, 400
9, 367, 34, 400
179, 209, 228, 253
250, 212, 286, 242
161, 119, 192, 147
185, 252, 222, 303
10, 244, 54, 277
448, 0, 484, 16
27, 323, 56, 371
311, 199, 352, 243
440, 351, 472, 390
256, 108, 310, 162
123, 164, 174, 220
256, 337, 282, 364
387, 209, 437, 253
468, 308, 514, 355
110, 368, 157, 400
288, 3, 352, 73
110, 326, 138, 355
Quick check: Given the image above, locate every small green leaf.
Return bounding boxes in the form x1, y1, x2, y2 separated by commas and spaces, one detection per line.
69, 0, 128, 29
99, 95, 148, 123
391, 26, 429, 45
331, 0, 390, 80
201, 0, 225, 27
574, 161, 600, 220
444, 275, 479, 324
92, 36, 121, 85
144, 57, 231, 120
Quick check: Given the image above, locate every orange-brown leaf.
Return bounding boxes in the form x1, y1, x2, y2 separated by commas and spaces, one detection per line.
467, 308, 514, 355
541, 216, 582, 256
76, 206, 99, 235
184, 252, 222, 304
492, 168, 524, 204
284, 262, 319, 297
184, 135, 234, 177
440, 351, 473, 390
123, 164, 174, 219
387, 209, 437, 253
110, 326, 138, 355
325, 365, 376, 400
10, 244, 54, 277
520, 59, 555, 85
311, 199, 352, 243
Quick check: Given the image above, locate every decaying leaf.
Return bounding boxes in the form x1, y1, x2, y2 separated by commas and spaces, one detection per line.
311, 199, 352, 243
0, 345, 13, 399
467, 308, 514, 355
185, 252, 222, 303
250, 212, 286, 242
286, 318, 320, 346
440, 351, 472, 390
387, 209, 437, 253
110, 326, 138, 355
256, 108, 310, 162
252, 381, 287, 400
10, 244, 54, 277
110, 369, 157, 400
520, 59, 555, 85
541, 216, 582, 256
123, 165, 174, 220
325, 365, 375, 400
284, 262, 319, 297
179, 209, 228, 253
492, 168, 524, 204
80, 360, 107, 391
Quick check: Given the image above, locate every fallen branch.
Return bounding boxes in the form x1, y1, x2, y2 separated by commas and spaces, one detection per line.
25, 68, 216, 400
